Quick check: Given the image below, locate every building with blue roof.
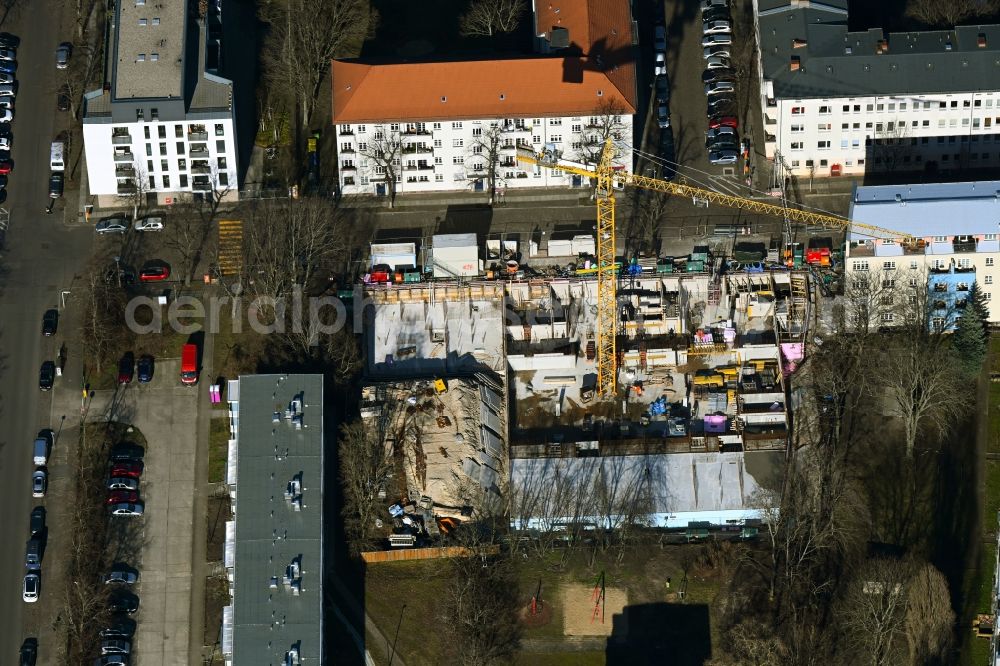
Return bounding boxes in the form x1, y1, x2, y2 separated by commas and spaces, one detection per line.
845, 180, 1000, 325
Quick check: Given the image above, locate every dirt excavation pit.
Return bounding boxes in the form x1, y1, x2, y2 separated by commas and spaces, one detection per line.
561, 583, 628, 637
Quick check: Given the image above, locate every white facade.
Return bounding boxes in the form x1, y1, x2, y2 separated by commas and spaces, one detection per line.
335, 114, 634, 197
83, 117, 238, 205
765, 90, 1000, 178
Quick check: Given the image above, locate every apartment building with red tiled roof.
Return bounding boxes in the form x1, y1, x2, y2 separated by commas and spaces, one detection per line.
331, 0, 636, 199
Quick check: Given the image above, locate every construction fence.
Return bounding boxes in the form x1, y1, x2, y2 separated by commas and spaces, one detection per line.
360, 544, 500, 565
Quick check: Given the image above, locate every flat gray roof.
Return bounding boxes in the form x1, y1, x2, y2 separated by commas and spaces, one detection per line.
759, 1, 1000, 99
232, 374, 325, 665
849, 180, 1000, 240
113, 0, 187, 99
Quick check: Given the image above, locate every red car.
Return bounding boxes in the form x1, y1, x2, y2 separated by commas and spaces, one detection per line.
709, 116, 738, 129
117, 352, 134, 384
106, 490, 139, 505
139, 265, 170, 282
0, 160, 12, 174
110, 462, 143, 478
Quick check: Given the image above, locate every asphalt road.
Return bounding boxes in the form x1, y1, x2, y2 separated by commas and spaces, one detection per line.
0, 0, 92, 659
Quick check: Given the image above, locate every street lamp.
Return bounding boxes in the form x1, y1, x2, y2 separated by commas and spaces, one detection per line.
114, 255, 121, 288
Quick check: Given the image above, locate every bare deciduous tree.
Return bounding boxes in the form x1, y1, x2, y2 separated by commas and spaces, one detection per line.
904, 562, 954, 663
459, 0, 526, 37
837, 557, 910, 666
260, 0, 373, 127
467, 121, 507, 205
577, 99, 629, 168
359, 126, 402, 207
339, 418, 394, 554
906, 0, 998, 27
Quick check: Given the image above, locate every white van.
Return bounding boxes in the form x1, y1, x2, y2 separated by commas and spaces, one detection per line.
50, 141, 64, 171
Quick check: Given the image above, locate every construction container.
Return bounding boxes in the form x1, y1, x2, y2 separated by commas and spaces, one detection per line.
656, 257, 675, 274
686, 259, 705, 273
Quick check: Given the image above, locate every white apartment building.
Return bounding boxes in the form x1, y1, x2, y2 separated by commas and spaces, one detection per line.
844, 180, 1000, 324
83, 0, 238, 208
331, 0, 636, 198
755, 0, 1000, 179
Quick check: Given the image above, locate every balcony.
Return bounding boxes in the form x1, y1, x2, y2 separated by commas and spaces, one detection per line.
188, 131, 209, 142
340, 163, 357, 172
339, 146, 355, 154
402, 127, 431, 136
192, 178, 213, 192
501, 124, 530, 133
190, 145, 209, 157
191, 164, 211, 175
113, 152, 134, 162
401, 144, 432, 155
953, 237, 977, 253
112, 133, 132, 145
117, 181, 137, 195
115, 166, 135, 177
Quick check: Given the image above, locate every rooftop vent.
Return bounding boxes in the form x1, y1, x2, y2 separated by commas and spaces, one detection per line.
597, 89, 603, 97
877, 39, 888, 54
137, 53, 146, 61
792, 38, 807, 48
790, 55, 801, 71
945, 41, 953, 51
440, 96, 446, 103
845, 46, 852, 54
499, 93, 505, 100
979, 33, 987, 48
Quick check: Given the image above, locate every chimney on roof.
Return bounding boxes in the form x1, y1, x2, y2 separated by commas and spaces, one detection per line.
792, 38, 807, 49
790, 55, 801, 71
877, 39, 888, 54
979, 33, 987, 48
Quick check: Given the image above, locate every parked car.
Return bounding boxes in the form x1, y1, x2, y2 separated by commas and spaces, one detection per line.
106, 490, 139, 505
107, 477, 139, 491
709, 149, 739, 164
22, 572, 39, 603
138, 265, 170, 282
706, 125, 737, 142
39, 361, 55, 391
95, 216, 129, 234
101, 639, 131, 655
704, 45, 731, 59
108, 591, 139, 614
55, 42, 71, 69
93, 655, 128, 666
48, 172, 64, 198
0, 49, 15, 62
110, 442, 144, 462
655, 76, 669, 104
708, 140, 739, 155
109, 503, 144, 517
701, 0, 728, 10
653, 52, 666, 76
133, 215, 163, 231
57, 84, 70, 111
702, 20, 731, 35
657, 103, 670, 129
706, 96, 735, 114
703, 6, 730, 22
32, 469, 47, 498
709, 115, 739, 129
0, 60, 18, 74
0, 32, 20, 48
654, 25, 666, 51
105, 265, 137, 286
110, 462, 143, 478
702, 33, 732, 47
117, 352, 134, 384
42, 309, 58, 336
30, 506, 45, 535
705, 80, 735, 96
19, 638, 37, 666
703, 67, 734, 83
137, 355, 154, 383
100, 621, 136, 639
104, 567, 139, 585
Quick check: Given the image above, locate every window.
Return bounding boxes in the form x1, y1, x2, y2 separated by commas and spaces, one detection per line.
881, 313, 895, 323
357, 125, 366, 133
818, 105, 831, 114
854, 104, 861, 112
179, 174, 187, 187
842, 105, 850, 112
143, 126, 150, 139
432, 122, 441, 130
358, 142, 368, 152
986, 276, 994, 285
219, 173, 228, 186
433, 139, 442, 148
216, 140, 225, 152
866, 104, 874, 111
453, 138, 464, 147
472, 145, 482, 154
147, 160, 154, 173
178, 159, 186, 170
790, 142, 803, 150
951, 100, 958, 108
853, 261, 869, 271
550, 135, 562, 143
451, 122, 463, 130
148, 175, 155, 188
818, 123, 832, 130
389, 123, 399, 131
548, 118, 562, 125
157, 125, 166, 138
790, 124, 804, 133
876, 103, 884, 111
435, 174, 443, 182
900, 103, 906, 111
160, 159, 168, 171
841, 140, 849, 148
853, 122, 860, 130
910, 261, 918, 269
214, 124, 225, 136
159, 142, 167, 155
883, 261, 896, 270
452, 156, 464, 165
218, 157, 227, 170
923, 120, 930, 127
841, 123, 849, 130
145, 143, 152, 156
434, 157, 443, 165
571, 124, 582, 133
986, 234, 997, 240
817, 140, 830, 149
791, 106, 804, 115
909, 278, 919, 287
162, 175, 170, 188
471, 127, 482, 137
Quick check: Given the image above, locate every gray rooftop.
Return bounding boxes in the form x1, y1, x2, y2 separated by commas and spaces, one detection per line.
848, 180, 1000, 240
113, 0, 187, 99
232, 374, 325, 665
759, 0, 1000, 99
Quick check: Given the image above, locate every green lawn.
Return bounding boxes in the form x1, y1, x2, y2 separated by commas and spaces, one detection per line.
208, 417, 230, 483
516, 653, 606, 666
365, 560, 450, 666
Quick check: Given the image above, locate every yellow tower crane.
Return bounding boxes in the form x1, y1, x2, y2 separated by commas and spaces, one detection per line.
517, 139, 915, 397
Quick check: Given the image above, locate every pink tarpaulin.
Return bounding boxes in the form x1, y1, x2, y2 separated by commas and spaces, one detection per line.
780, 343, 804, 376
